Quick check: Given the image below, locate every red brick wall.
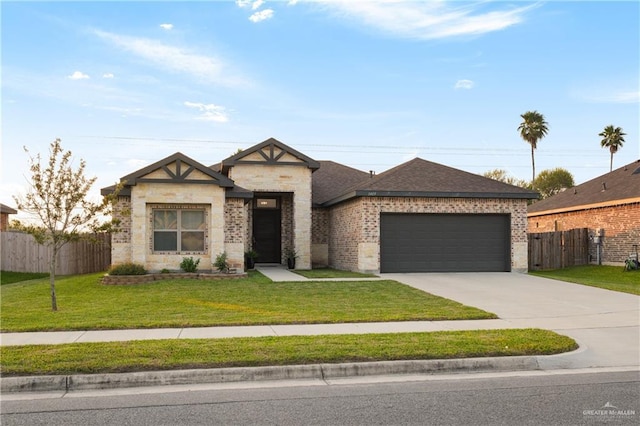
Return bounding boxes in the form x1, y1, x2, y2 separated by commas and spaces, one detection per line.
112, 196, 132, 244
224, 198, 245, 244
528, 202, 640, 264
312, 208, 329, 244
329, 199, 362, 271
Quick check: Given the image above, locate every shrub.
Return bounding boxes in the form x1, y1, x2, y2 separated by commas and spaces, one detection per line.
180, 257, 200, 273
108, 263, 147, 276
214, 252, 229, 273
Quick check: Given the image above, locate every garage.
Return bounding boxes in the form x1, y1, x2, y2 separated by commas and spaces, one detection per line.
380, 213, 511, 273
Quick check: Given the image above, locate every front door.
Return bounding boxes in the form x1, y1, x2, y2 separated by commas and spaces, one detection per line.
252, 198, 281, 263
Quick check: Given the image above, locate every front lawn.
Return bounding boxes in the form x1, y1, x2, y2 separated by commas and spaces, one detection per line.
0, 329, 576, 376
0, 272, 496, 332
530, 265, 640, 295
1, 271, 49, 285
293, 268, 378, 279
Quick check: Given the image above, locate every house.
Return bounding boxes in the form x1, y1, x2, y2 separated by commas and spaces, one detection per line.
102, 138, 537, 273
0, 204, 17, 231
528, 160, 640, 264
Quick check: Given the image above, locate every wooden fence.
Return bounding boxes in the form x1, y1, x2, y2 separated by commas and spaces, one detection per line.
528, 228, 589, 271
1, 231, 111, 275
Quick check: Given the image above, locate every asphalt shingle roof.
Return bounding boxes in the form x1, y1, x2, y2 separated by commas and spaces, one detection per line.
312, 161, 370, 205
528, 159, 640, 215
316, 157, 538, 206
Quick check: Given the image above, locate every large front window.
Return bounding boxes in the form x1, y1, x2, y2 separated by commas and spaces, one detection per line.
153, 209, 205, 252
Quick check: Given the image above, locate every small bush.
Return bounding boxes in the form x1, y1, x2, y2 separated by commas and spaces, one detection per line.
180, 257, 200, 273
108, 263, 147, 276
214, 252, 229, 273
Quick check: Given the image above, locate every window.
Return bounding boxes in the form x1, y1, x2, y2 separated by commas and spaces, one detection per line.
153, 209, 205, 252
255, 198, 278, 209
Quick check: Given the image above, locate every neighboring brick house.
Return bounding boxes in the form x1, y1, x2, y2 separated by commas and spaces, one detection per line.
0, 204, 17, 231
103, 138, 537, 273
528, 160, 640, 264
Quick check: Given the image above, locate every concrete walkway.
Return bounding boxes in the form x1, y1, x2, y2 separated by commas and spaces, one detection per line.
1, 268, 638, 392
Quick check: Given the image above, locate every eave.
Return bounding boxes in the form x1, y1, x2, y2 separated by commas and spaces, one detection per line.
322, 190, 539, 207
527, 197, 640, 217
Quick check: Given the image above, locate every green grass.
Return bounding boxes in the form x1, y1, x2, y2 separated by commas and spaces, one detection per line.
0, 272, 495, 332
0, 329, 577, 376
293, 268, 378, 279
1, 271, 49, 285
530, 265, 640, 295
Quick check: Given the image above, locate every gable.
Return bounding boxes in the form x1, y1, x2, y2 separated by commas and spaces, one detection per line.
221, 137, 320, 173
120, 152, 235, 188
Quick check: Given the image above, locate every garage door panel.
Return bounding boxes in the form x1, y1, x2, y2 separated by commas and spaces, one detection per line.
380, 213, 510, 273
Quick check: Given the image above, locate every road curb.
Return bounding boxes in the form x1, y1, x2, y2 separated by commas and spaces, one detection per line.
0, 356, 539, 393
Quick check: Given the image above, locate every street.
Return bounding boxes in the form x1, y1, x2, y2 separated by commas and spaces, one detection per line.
2, 369, 638, 425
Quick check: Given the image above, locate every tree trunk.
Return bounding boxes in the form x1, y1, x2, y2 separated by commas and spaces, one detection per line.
531, 144, 536, 182
49, 249, 58, 311
610, 152, 613, 172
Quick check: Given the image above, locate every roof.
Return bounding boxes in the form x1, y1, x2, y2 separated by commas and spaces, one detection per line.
320, 158, 538, 206
528, 159, 640, 216
102, 152, 235, 195
0, 204, 18, 214
312, 161, 371, 205
220, 138, 320, 174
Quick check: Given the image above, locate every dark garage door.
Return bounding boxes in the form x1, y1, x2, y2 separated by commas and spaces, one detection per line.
380, 213, 511, 273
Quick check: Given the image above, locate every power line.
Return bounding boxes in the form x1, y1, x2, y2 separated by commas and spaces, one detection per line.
76, 135, 605, 156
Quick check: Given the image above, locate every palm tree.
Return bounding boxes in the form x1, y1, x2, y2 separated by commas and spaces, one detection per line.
599, 125, 626, 172
518, 110, 549, 181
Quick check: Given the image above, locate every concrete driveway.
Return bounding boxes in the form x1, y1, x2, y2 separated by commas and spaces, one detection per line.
382, 272, 640, 370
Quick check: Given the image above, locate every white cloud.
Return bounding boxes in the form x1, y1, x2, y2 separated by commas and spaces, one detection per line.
454, 79, 474, 90
159, 23, 174, 30
68, 71, 90, 80
252, 0, 264, 10
249, 9, 274, 23
236, 0, 251, 8
584, 91, 640, 104
312, 1, 538, 40
184, 101, 230, 123
102, 73, 114, 78
93, 30, 248, 87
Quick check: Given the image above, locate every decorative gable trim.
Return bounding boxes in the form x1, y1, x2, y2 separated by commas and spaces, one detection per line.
221, 137, 320, 173
120, 152, 235, 188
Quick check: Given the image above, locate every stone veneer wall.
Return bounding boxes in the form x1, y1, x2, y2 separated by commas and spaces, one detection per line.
311, 208, 329, 267
528, 202, 640, 264
229, 164, 312, 269
122, 182, 228, 272
329, 196, 530, 273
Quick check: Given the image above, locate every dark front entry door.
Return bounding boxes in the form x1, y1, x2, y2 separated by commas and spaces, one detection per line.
253, 209, 281, 263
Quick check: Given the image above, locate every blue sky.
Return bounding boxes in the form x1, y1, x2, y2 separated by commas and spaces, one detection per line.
2, 1, 638, 212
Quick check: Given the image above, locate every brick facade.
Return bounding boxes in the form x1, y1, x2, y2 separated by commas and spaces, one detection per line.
528, 202, 640, 264
311, 208, 329, 267
324, 196, 529, 273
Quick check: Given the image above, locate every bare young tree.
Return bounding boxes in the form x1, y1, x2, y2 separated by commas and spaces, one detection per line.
13, 139, 119, 311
